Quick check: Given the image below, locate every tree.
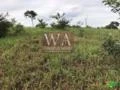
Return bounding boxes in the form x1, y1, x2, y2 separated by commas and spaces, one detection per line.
103, 0, 120, 16
105, 21, 119, 29
0, 13, 12, 37
36, 19, 47, 28
24, 10, 37, 26
51, 12, 69, 29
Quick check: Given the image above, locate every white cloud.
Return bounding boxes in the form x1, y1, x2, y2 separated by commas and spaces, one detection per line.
0, 0, 119, 27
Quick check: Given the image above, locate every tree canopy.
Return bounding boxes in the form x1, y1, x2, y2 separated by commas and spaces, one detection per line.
24, 10, 37, 26
105, 21, 119, 29
36, 19, 47, 28
0, 13, 12, 37
51, 13, 70, 29
103, 0, 120, 15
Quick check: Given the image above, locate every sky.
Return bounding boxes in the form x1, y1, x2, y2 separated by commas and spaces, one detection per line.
0, 0, 120, 27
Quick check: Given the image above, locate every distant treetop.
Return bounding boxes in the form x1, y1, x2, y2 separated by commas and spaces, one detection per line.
103, 0, 120, 16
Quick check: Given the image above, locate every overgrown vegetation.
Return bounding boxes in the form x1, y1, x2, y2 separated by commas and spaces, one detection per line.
36, 19, 47, 28
14, 24, 24, 34
0, 13, 12, 37
103, 35, 120, 59
0, 28, 120, 90
51, 13, 69, 29
105, 21, 119, 29
0, 1, 120, 89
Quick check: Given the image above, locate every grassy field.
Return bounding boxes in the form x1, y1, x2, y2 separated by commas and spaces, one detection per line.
0, 27, 120, 90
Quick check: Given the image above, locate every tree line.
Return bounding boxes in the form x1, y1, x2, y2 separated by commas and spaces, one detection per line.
24, 11, 70, 29
0, 12, 70, 38
24, 0, 120, 29
0, 0, 120, 38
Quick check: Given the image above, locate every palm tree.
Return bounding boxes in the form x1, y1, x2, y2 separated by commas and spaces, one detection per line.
51, 12, 69, 29
24, 10, 37, 26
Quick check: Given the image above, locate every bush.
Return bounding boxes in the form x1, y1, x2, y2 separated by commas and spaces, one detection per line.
79, 28, 84, 37
57, 19, 69, 29
0, 14, 12, 37
15, 24, 24, 34
36, 19, 47, 28
51, 13, 69, 29
71, 25, 81, 28
9, 18, 24, 34
51, 23, 56, 28
103, 36, 120, 59
105, 21, 119, 29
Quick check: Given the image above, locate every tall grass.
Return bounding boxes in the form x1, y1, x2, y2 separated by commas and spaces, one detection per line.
0, 27, 120, 90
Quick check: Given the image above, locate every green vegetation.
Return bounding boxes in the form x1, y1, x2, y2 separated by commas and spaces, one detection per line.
36, 19, 47, 28
24, 10, 37, 26
0, 0, 119, 89
0, 13, 12, 38
105, 21, 119, 29
103, 35, 120, 59
0, 27, 120, 90
103, 0, 120, 15
51, 13, 70, 29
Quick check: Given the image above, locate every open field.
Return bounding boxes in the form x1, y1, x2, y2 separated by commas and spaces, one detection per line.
0, 28, 120, 90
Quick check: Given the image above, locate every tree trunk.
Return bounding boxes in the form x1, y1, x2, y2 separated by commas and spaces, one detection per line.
31, 18, 34, 27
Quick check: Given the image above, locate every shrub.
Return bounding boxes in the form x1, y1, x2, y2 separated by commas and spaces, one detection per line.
71, 25, 81, 28
105, 21, 119, 29
36, 19, 47, 28
9, 18, 24, 34
0, 14, 12, 37
103, 36, 120, 59
15, 24, 24, 34
51, 13, 69, 29
51, 23, 56, 28
79, 28, 84, 37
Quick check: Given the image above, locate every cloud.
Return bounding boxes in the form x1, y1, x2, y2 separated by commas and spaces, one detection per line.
0, 0, 119, 27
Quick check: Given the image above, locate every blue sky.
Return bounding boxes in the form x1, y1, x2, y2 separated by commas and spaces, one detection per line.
0, 0, 120, 27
